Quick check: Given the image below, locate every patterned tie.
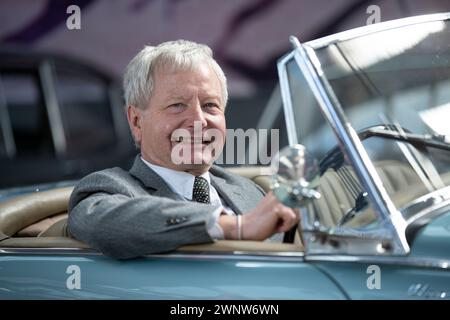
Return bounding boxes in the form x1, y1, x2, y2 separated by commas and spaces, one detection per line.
192, 176, 210, 204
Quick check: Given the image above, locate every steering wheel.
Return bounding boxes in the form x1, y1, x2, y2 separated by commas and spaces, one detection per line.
319, 124, 414, 174
316, 124, 416, 226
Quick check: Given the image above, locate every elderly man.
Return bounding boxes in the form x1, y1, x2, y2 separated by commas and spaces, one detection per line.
68, 40, 299, 259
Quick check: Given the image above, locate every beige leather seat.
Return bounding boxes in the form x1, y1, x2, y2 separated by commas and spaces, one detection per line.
313, 160, 422, 227
0, 187, 73, 239
227, 166, 272, 192
0, 186, 87, 248
38, 217, 70, 237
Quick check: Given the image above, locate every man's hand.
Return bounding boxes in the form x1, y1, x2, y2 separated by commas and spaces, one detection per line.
218, 192, 300, 240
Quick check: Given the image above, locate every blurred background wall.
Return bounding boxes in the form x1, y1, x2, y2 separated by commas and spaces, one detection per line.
2, 0, 450, 130
1, 0, 450, 187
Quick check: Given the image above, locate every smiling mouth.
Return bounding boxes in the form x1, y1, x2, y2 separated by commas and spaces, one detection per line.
172, 136, 215, 144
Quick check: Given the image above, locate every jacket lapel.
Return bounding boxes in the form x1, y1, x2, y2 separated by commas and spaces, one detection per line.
210, 170, 247, 215
128, 156, 183, 200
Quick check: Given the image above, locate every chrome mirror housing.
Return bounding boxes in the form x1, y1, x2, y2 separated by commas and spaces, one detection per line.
270, 144, 321, 208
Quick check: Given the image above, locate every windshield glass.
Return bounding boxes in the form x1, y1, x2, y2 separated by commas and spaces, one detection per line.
284, 57, 381, 229
299, 19, 450, 215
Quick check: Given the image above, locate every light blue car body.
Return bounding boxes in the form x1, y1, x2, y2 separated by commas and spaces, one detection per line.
0, 210, 449, 299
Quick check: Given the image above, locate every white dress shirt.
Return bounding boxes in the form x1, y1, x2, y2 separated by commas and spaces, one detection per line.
141, 157, 235, 239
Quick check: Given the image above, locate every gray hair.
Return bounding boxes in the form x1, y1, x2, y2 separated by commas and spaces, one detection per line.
123, 40, 228, 110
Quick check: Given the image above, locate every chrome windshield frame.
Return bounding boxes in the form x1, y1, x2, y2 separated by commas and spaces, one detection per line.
305, 12, 450, 50
297, 39, 409, 255
277, 44, 409, 255
278, 32, 437, 255
277, 12, 450, 256
277, 51, 299, 145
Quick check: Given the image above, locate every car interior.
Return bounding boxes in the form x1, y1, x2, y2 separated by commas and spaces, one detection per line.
2, 159, 446, 255
0, 166, 305, 254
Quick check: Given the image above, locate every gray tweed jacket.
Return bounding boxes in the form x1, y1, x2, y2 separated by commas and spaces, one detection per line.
68, 156, 265, 259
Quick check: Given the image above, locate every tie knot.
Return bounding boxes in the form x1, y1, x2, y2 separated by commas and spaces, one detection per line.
193, 176, 210, 204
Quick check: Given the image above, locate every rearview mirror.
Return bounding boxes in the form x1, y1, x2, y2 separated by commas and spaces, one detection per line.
270, 144, 321, 208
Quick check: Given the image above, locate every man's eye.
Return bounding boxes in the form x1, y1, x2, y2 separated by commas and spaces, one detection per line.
204, 103, 219, 109
168, 103, 185, 109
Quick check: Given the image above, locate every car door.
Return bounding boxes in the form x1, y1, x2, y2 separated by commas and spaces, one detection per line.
0, 249, 348, 299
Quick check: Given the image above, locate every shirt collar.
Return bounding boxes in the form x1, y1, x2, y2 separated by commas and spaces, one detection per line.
140, 157, 210, 200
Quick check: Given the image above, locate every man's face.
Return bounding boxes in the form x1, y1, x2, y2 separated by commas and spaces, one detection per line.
128, 62, 226, 175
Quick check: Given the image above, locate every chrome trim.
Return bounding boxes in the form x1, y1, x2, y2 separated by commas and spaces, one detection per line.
4, 247, 449, 268
302, 230, 394, 256
406, 190, 450, 226
306, 12, 450, 49
39, 60, 66, 157
0, 247, 98, 255
400, 186, 450, 221
306, 254, 450, 270
0, 247, 305, 260
277, 51, 298, 145
149, 252, 305, 262
288, 37, 409, 255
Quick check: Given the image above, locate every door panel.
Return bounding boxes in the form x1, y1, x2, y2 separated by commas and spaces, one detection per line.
0, 254, 346, 299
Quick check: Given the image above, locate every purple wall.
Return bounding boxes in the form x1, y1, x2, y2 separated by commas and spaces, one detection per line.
2, 0, 450, 98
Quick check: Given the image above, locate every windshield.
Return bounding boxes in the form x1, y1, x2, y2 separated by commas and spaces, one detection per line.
285, 18, 450, 226
316, 20, 450, 138
315, 19, 450, 203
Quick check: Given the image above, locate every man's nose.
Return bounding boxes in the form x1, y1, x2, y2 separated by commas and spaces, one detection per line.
188, 103, 207, 128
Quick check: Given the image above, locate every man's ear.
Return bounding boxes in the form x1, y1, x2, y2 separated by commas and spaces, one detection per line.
127, 105, 142, 144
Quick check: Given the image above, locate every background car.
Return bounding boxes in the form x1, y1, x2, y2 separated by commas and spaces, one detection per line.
0, 49, 135, 188
0, 13, 449, 300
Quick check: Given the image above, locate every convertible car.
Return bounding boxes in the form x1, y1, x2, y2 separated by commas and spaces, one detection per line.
1, 13, 449, 299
